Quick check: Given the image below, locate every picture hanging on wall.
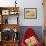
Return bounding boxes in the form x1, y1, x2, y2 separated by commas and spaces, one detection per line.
24, 8, 37, 19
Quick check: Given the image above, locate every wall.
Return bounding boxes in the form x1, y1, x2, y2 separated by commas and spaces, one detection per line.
0, 0, 44, 26
18, 26, 44, 44
18, 0, 44, 26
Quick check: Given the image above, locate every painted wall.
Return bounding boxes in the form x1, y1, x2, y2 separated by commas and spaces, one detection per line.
18, 0, 44, 26
18, 26, 44, 44
0, 0, 44, 26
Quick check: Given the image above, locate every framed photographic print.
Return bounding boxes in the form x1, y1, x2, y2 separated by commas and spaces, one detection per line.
9, 9, 18, 15
24, 8, 37, 19
2, 10, 9, 15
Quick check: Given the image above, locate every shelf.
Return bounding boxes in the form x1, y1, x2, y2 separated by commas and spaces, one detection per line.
0, 24, 20, 32
2, 40, 19, 43
0, 7, 19, 15
0, 7, 19, 10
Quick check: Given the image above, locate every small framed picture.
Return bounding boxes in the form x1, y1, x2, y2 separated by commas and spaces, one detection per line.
24, 8, 37, 19
9, 9, 18, 15
2, 10, 9, 15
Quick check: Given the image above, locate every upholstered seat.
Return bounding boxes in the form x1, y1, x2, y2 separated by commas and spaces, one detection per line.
21, 28, 41, 46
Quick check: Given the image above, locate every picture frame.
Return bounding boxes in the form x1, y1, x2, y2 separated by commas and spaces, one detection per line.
9, 10, 18, 15
2, 10, 9, 15
24, 8, 37, 19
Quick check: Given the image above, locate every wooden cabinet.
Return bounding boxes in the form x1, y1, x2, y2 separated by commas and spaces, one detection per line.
0, 7, 19, 46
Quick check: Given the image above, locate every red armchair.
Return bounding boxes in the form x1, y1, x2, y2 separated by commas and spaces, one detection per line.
21, 28, 41, 46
